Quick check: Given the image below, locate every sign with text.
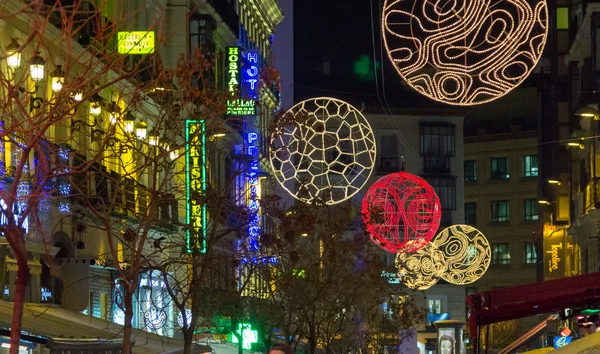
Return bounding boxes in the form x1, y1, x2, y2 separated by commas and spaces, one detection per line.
117, 31, 155, 54
553, 335, 572, 348
225, 46, 257, 115
543, 226, 566, 280
186, 120, 206, 253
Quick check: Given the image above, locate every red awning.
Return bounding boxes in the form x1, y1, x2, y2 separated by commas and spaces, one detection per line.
466, 272, 600, 338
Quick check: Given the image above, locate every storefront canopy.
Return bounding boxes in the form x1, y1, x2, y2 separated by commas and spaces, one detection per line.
466, 272, 600, 337
0, 300, 204, 353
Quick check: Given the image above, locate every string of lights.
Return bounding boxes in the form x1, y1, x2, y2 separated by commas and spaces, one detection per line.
270, 97, 377, 205
382, 0, 548, 105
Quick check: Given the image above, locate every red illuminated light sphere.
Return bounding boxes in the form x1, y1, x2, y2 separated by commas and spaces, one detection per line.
362, 172, 441, 253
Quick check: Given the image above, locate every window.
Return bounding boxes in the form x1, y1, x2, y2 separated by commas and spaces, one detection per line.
428, 298, 442, 314
491, 158, 510, 179
378, 134, 400, 173
557, 7, 569, 29
465, 202, 477, 224
190, 15, 216, 56
492, 244, 511, 265
420, 124, 455, 156
524, 242, 538, 264
524, 155, 538, 177
428, 177, 456, 210
465, 160, 476, 182
524, 199, 539, 221
492, 200, 510, 222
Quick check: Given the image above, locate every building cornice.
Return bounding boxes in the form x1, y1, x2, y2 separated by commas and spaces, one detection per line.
243, 0, 284, 33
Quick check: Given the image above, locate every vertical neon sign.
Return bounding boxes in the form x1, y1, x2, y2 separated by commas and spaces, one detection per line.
226, 46, 256, 115
247, 131, 260, 253
186, 120, 207, 253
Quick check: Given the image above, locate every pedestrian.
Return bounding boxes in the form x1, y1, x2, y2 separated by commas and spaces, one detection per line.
269, 343, 294, 354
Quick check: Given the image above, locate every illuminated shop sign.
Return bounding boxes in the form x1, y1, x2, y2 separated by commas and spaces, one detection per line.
230, 323, 258, 350
247, 132, 260, 254
543, 225, 567, 280
226, 47, 257, 116
381, 270, 400, 284
117, 31, 155, 54
186, 120, 207, 253
553, 335, 572, 348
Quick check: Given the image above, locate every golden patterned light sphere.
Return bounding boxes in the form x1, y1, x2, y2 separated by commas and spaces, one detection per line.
434, 224, 491, 285
269, 97, 376, 205
382, 0, 548, 105
395, 243, 445, 290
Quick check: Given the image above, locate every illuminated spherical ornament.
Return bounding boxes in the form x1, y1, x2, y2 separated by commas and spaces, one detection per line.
270, 97, 376, 205
144, 306, 167, 330
362, 172, 441, 253
382, 0, 548, 105
177, 308, 193, 328
395, 243, 445, 290
434, 224, 491, 285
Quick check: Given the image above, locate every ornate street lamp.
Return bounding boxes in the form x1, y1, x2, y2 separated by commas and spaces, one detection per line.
135, 121, 147, 140
51, 65, 65, 92
5, 38, 21, 69
29, 52, 45, 82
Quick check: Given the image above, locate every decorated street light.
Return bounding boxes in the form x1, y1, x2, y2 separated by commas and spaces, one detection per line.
108, 101, 120, 124
135, 121, 147, 140
124, 112, 136, 133
148, 129, 160, 146
29, 52, 45, 82
51, 65, 65, 92
5, 38, 21, 69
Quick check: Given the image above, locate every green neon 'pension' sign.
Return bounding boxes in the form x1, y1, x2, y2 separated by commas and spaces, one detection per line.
118, 31, 155, 54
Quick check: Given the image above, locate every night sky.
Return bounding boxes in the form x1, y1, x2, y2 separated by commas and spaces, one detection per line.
293, 0, 444, 110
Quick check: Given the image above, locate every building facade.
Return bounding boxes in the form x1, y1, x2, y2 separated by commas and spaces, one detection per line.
356, 109, 466, 352
0, 0, 285, 352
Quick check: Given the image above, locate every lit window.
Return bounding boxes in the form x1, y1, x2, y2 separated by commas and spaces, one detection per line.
524, 242, 538, 265
465, 160, 476, 182
557, 7, 569, 30
524, 199, 539, 221
491, 158, 510, 179
492, 244, 511, 265
492, 200, 510, 222
524, 155, 538, 177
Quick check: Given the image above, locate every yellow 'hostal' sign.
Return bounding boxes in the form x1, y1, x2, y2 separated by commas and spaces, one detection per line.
117, 31, 155, 54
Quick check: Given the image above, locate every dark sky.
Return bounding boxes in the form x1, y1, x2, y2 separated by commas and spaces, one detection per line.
294, 1, 397, 105
291, 0, 537, 114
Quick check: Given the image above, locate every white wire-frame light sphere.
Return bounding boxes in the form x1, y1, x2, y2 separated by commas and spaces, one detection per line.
270, 97, 377, 205
434, 224, 491, 285
382, 0, 548, 106
395, 243, 445, 290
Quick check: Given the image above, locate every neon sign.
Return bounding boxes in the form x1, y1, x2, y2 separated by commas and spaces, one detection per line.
247, 132, 260, 253
226, 46, 257, 116
186, 120, 207, 253
117, 31, 155, 54
230, 323, 258, 350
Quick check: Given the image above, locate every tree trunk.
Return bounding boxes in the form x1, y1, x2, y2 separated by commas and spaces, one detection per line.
10, 252, 30, 354
123, 288, 134, 354
183, 329, 193, 354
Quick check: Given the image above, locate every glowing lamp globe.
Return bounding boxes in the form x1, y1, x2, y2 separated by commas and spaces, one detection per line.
382, 0, 548, 105
362, 172, 441, 253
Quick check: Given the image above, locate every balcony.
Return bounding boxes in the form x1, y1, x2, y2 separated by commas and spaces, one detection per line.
377, 155, 402, 174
